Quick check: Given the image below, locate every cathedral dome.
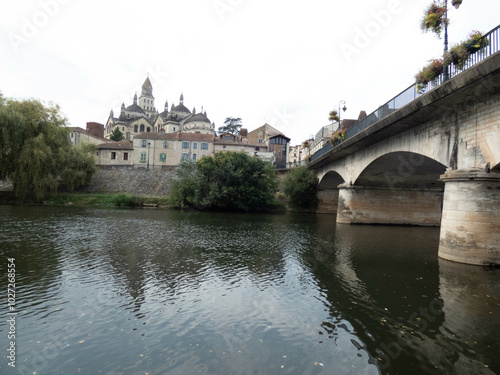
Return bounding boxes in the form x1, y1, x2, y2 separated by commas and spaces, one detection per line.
184, 112, 211, 124
126, 103, 145, 113
172, 103, 191, 114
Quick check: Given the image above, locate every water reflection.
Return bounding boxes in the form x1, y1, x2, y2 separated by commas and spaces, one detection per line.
304, 222, 500, 374
438, 259, 499, 374
0, 206, 498, 374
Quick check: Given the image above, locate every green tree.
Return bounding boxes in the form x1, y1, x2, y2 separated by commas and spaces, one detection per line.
168, 151, 278, 211
61, 143, 97, 192
167, 158, 201, 208
283, 166, 319, 210
109, 127, 125, 141
0, 97, 97, 199
217, 117, 242, 135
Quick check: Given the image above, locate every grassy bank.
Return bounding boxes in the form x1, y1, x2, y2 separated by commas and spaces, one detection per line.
0, 191, 170, 208
47, 193, 170, 207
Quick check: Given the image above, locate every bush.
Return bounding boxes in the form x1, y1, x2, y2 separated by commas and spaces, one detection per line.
283, 166, 319, 210
168, 152, 278, 211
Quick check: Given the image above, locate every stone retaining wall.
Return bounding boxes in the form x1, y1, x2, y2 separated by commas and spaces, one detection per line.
77, 168, 176, 197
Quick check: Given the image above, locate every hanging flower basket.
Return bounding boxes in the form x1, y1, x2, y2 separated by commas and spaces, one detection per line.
443, 44, 468, 69
328, 110, 339, 123
421, 1, 447, 37
328, 128, 347, 146
415, 59, 444, 93
464, 30, 489, 54
442, 30, 489, 70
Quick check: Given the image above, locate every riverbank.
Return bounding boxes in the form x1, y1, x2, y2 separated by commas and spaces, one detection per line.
0, 191, 170, 208
0, 191, 293, 212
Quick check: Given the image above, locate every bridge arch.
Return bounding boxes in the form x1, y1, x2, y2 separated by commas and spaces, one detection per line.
317, 170, 345, 213
353, 151, 448, 189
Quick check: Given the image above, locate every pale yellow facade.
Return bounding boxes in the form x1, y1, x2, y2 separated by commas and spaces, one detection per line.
133, 133, 215, 169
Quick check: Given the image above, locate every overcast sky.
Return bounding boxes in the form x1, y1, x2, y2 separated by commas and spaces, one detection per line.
1, 0, 499, 145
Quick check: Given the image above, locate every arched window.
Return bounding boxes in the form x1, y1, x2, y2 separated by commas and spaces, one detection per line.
134, 125, 138, 132
147, 127, 150, 132
140, 124, 145, 132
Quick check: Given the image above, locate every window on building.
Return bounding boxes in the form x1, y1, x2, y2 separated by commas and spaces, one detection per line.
147, 127, 151, 132
141, 140, 147, 148
122, 127, 125, 131
134, 125, 138, 132
124, 152, 128, 161
111, 152, 116, 160
282, 144, 286, 156
182, 153, 189, 160
160, 153, 166, 162
201, 143, 208, 150
70, 133, 73, 138
140, 152, 147, 163
163, 141, 168, 149
255, 147, 260, 151
182, 142, 189, 149
258, 131, 263, 139
192, 142, 197, 150
140, 124, 145, 132
192, 154, 197, 162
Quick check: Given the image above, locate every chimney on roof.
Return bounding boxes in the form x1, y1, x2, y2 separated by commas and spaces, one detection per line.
86, 122, 104, 138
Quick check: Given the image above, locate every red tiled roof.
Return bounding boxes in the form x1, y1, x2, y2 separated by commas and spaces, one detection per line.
97, 141, 133, 150
134, 132, 215, 142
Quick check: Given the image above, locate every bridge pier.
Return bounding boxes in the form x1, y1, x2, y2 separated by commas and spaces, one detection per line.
336, 184, 443, 226
439, 169, 500, 266
317, 189, 339, 213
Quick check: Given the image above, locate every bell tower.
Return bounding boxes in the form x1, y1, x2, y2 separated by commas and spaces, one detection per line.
139, 76, 156, 117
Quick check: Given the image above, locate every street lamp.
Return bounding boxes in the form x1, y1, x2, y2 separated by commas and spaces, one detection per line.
338, 100, 347, 129
443, 0, 463, 81
147, 141, 151, 171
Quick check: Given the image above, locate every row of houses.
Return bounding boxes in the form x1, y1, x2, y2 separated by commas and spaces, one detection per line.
287, 110, 368, 167
69, 122, 291, 170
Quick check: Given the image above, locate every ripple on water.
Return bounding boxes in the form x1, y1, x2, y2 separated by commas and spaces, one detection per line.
2, 207, 498, 375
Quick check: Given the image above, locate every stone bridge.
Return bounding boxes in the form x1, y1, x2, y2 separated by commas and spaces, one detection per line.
308, 52, 500, 266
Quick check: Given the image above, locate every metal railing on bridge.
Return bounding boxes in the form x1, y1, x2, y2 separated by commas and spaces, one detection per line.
310, 24, 500, 163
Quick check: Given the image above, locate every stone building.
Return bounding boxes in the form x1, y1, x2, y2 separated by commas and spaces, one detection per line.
132, 132, 215, 169
104, 78, 215, 140
96, 141, 134, 167
213, 131, 274, 162
247, 124, 290, 169
69, 122, 107, 147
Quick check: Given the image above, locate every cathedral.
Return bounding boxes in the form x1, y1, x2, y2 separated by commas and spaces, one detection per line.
105, 77, 215, 140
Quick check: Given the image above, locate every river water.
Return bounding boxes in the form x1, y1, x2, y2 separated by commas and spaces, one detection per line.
0, 206, 498, 375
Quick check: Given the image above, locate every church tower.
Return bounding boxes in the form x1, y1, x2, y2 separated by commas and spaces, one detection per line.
139, 77, 156, 118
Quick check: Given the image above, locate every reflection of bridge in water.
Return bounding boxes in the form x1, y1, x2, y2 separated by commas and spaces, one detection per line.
307, 223, 499, 374
308, 26, 500, 266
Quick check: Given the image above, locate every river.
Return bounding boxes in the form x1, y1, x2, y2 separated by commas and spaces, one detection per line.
0, 206, 498, 374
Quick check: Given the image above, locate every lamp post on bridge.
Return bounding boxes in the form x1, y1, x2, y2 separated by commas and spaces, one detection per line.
443, 0, 463, 81
147, 141, 151, 171
338, 100, 347, 129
